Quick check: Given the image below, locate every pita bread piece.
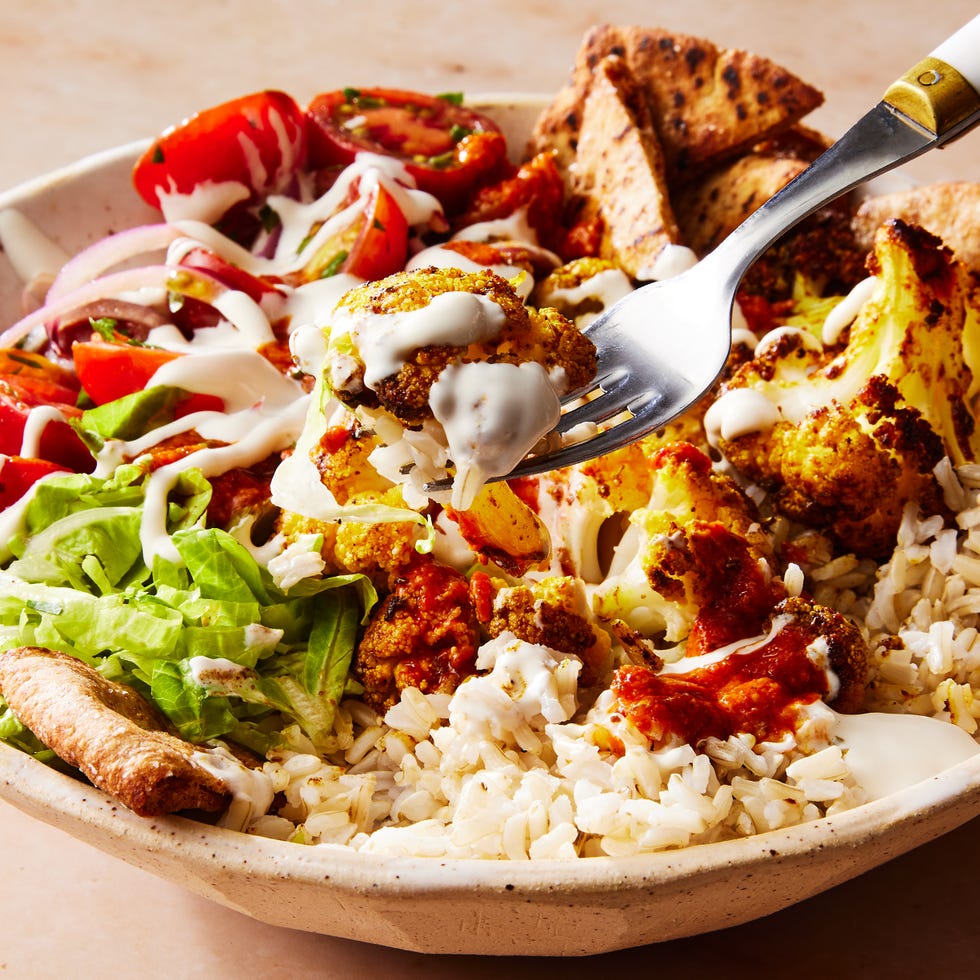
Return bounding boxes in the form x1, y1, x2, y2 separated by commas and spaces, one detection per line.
853, 182, 980, 274
673, 152, 809, 255
530, 24, 823, 181
0, 646, 231, 817
572, 55, 682, 278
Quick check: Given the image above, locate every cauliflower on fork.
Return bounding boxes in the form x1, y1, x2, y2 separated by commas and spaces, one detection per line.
322, 265, 596, 510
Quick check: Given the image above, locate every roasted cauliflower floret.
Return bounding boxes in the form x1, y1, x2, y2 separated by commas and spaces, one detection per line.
322, 266, 596, 510
593, 442, 782, 644
309, 411, 392, 504
330, 487, 424, 586
354, 556, 480, 712
709, 220, 978, 557
325, 266, 596, 423
483, 575, 613, 686
532, 257, 633, 328
527, 440, 657, 583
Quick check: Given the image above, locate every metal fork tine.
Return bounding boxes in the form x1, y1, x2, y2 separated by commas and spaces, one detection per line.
553, 377, 630, 434
506, 414, 649, 478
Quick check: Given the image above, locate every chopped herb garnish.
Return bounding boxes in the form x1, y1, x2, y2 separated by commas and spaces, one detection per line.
89, 317, 119, 341
320, 250, 349, 278
258, 203, 281, 234
437, 92, 464, 105
5, 351, 42, 371
152, 144, 165, 164
342, 87, 385, 109
427, 150, 456, 170
449, 124, 472, 143
373, 218, 386, 231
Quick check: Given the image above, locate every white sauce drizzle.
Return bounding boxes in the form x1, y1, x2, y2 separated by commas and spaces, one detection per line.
754, 325, 823, 358
139, 395, 308, 566
822, 275, 877, 346
19, 406, 68, 459
158, 179, 252, 225
190, 743, 276, 831
282, 274, 363, 337
451, 207, 539, 246
147, 348, 304, 409
332, 291, 508, 388
429, 360, 560, 510
406, 244, 533, 297
545, 268, 634, 326
832, 710, 980, 800
704, 387, 782, 445
270, 152, 443, 269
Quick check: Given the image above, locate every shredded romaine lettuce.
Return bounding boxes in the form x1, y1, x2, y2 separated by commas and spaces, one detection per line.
0, 465, 376, 756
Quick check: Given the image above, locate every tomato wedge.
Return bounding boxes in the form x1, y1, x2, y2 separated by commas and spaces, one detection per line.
305, 89, 508, 214
133, 90, 306, 212
72, 341, 224, 414
0, 456, 69, 509
0, 349, 79, 394
0, 375, 92, 472
296, 181, 409, 283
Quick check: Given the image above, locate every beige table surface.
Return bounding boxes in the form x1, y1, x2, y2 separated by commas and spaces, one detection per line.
1, 1, 978, 976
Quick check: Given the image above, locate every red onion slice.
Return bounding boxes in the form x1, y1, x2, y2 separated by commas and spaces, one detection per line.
46, 225, 186, 303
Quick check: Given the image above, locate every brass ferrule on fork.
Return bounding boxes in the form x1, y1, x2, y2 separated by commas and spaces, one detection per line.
883, 56, 980, 140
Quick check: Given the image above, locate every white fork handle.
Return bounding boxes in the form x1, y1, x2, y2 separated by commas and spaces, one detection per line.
933, 14, 980, 92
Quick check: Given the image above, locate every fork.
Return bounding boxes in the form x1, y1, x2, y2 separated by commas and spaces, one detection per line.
427, 15, 980, 490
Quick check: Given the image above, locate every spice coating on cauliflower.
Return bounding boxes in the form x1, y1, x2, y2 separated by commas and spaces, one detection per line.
325, 266, 596, 424
709, 220, 978, 557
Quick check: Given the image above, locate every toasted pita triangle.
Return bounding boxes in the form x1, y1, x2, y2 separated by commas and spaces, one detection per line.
571, 55, 682, 278
853, 182, 980, 274
673, 153, 809, 255
530, 24, 823, 181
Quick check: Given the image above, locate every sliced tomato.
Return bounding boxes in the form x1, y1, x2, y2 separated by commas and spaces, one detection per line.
454, 151, 566, 252
0, 349, 80, 394
132, 90, 306, 212
296, 181, 409, 283
305, 88, 508, 214
72, 341, 224, 414
0, 456, 69, 509
0, 377, 92, 472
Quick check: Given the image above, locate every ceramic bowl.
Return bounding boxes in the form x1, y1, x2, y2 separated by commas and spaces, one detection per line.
1, 97, 979, 957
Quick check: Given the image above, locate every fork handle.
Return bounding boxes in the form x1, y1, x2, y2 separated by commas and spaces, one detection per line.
708, 15, 980, 287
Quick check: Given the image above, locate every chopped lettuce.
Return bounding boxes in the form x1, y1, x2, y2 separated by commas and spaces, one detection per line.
0, 465, 376, 757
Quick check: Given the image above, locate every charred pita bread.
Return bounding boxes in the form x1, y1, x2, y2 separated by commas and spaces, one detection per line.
673, 152, 809, 255
0, 646, 231, 817
571, 55, 682, 278
530, 24, 824, 181
853, 182, 980, 273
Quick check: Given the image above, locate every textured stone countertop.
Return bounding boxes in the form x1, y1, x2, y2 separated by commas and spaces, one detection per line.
1, 1, 978, 976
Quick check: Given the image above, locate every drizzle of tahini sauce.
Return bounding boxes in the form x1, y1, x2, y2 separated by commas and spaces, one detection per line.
833, 710, 980, 801
19, 406, 70, 459
126, 349, 308, 566
333, 291, 508, 388
429, 360, 560, 510
704, 387, 782, 445
822, 276, 877, 346
190, 742, 275, 831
